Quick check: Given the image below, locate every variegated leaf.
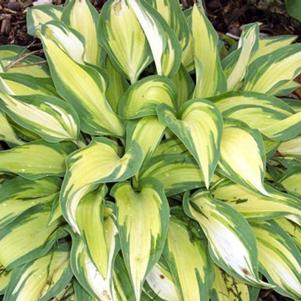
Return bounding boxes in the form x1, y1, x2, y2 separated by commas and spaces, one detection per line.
250, 35, 297, 63
211, 266, 258, 301
112, 255, 136, 301
214, 92, 293, 122
183, 191, 266, 286
0, 266, 10, 294
218, 120, 268, 195
119, 75, 176, 119
10, 121, 40, 142
0, 112, 23, 145
70, 204, 119, 301
224, 23, 259, 90
111, 180, 169, 301
150, 0, 190, 51
278, 136, 301, 156
128, 0, 182, 77
243, 44, 301, 95
39, 31, 124, 137
139, 154, 207, 196
99, 0, 152, 83
279, 167, 301, 196
261, 111, 301, 141
126, 116, 165, 162
171, 65, 194, 108
157, 99, 223, 188
146, 260, 179, 301
0, 45, 49, 78
0, 176, 60, 229
62, 0, 100, 65
26, 4, 62, 36
0, 205, 61, 268
0, 141, 75, 180
276, 80, 300, 96
192, 4, 226, 97
4, 245, 72, 301
41, 21, 85, 64
0, 93, 80, 143
181, 32, 194, 72
75, 186, 108, 279
60, 137, 142, 232
252, 221, 301, 299
277, 218, 301, 250
104, 57, 129, 113
163, 216, 213, 301
212, 180, 301, 220
74, 280, 98, 301
212, 91, 301, 141
151, 138, 187, 157
181, 10, 194, 72
0, 73, 56, 96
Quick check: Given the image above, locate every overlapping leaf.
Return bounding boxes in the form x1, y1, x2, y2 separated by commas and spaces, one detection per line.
184, 191, 266, 286
163, 216, 213, 301
212, 180, 301, 220
192, 4, 226, 97
157, 99, 223, 188
75, 186, 109, 278
112, 180, 169, 301
40, 31, 124, 136
1, 1, 301, 300
146, 260, 178, 301
99, 0, 152, 83
0, 176, 60, 229
218, 120, 268, 195
0, 205, 62, 268
70, 204, 119, 301
0, 141, 74, 180
252, 221, 301, 299
60, 137, 142, 232
139, 154, 206, 196
4, 245, 72, 301
128, 0, 182, 77
243, 44, 301, 95
0, 93, 79, 143
27, 4, 62, 36
62, 0, 100, 64
0, 112, 23, 145
119, 75, 176, 119
224, 23, 259, 90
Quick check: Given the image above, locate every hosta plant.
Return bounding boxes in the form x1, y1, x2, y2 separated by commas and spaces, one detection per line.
1, 0, 301, 300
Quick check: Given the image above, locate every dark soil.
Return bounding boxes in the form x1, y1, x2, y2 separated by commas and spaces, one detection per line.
0, 0, 300, 300
1, 0, 301, 47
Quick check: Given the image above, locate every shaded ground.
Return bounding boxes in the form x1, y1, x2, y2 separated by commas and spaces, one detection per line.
1, 0, 301, 46
0, 0, 300, 300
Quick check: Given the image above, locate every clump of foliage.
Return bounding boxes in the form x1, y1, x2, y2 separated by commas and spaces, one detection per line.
1, 0, 301, 300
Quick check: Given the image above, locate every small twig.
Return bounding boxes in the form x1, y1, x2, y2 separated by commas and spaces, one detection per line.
2, 7, 18, 14
10, 60, 47, 68
12, 20, 26, 25
4, 49, 43, 71
25, 39, 40, 50
0, 14, 11, 21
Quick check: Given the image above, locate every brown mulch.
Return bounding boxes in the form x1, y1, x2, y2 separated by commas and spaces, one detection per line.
0, 0, 33, 46
1, 0, 301, 47
0, 0, 300, 300
0, 0, 106, 47
203, 0, 301, 40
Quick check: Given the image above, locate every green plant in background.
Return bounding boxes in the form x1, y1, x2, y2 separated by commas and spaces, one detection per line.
1, 0, 301, 300
286, 0, 301, 22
